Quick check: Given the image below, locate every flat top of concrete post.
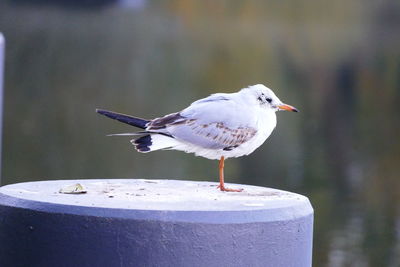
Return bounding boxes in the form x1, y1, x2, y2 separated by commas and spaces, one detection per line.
0, 179, 313, 223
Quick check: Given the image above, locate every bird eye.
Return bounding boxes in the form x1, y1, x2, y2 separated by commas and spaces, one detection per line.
266, 98, 272, 103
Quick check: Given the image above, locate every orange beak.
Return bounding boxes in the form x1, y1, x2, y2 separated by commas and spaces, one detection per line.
277, 104, 298, 112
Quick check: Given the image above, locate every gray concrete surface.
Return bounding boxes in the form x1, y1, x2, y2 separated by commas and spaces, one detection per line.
0, 179, 314, 267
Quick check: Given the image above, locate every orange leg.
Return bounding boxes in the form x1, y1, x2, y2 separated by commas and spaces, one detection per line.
217, 156, 243, 192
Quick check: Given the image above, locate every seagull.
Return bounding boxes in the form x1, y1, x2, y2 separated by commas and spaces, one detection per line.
97, 84, 298, 192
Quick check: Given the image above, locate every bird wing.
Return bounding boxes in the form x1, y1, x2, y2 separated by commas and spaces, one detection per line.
148, 94, 258, 149
146, 112, 186, 130
169, 119, 257, 149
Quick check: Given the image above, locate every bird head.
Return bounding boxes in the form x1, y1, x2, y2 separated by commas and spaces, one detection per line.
243, 84, 298, 112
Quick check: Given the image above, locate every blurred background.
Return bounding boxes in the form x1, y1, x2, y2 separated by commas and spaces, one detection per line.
1, 0, 399, 266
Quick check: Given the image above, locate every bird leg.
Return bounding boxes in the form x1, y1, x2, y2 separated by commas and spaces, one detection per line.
217, 156, 243, 192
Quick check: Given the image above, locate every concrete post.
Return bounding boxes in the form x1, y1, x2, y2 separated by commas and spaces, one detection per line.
0, 179, 313, 267
0, 33, 4, 185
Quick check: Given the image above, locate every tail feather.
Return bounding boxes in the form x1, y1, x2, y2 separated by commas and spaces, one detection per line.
132, 134, 179, 153
96, 109, 150, 129
107, 132, 147, 137
133, 135, 152, 152
97, 109, 179, 153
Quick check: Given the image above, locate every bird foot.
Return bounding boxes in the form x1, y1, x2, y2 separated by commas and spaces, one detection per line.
217, 185, 243, 192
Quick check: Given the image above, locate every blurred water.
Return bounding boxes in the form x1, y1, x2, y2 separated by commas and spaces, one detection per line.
1, 1, 400, 266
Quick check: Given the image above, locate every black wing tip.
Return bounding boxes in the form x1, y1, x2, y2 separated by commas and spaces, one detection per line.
96, 108, 150, 129
96, 108, 119, 120
132, 135, 152, 152
96, 108, 111, 115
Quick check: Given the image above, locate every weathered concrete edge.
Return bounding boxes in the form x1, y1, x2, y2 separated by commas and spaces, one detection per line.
0, 192, 313, 224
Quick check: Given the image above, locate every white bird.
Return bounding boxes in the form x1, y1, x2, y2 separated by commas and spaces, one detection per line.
97, 84, 298, 192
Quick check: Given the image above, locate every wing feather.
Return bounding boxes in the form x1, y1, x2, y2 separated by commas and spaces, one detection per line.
146, 92, 258, 150
188, 121, 257, 149
147, 112, 186, 130
168, 120, 257, 149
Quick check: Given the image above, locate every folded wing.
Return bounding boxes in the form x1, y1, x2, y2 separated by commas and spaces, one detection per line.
147, 94, 258, 150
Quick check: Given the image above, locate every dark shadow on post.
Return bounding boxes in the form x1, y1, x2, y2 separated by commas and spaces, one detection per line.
0, 33, 4, 186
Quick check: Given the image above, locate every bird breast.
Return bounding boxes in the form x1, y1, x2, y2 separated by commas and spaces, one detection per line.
231, 109, 277, 157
